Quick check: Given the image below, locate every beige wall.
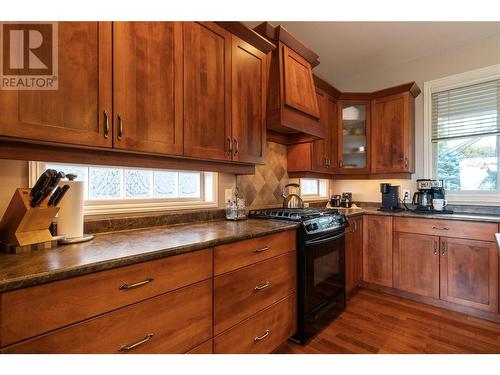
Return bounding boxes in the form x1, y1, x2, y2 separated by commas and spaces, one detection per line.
329, 33, 500, 203
0, 160, 29, 217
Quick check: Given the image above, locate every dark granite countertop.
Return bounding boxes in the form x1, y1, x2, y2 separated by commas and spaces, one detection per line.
338, 207, 500, 223
0, 219, 298, 293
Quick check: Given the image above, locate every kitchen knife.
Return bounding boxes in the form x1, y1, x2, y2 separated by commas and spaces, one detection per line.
52, 184, 70, 206
47, 186, 62, 206
30, 169, 56, 207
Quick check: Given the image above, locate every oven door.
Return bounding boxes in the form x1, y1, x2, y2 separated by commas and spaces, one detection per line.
303, 230, 345, 316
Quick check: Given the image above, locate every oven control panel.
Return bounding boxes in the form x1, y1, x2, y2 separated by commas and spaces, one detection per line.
303, 215, 346, 235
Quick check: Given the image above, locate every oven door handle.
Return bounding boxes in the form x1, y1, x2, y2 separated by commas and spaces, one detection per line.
304, 231, 345, 246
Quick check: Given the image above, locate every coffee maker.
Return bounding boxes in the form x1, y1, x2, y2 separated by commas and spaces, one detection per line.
412, 179, 453, 213
379, 183, 403, 212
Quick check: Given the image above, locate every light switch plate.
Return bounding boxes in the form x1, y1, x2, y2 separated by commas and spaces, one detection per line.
224, 189, 233, 202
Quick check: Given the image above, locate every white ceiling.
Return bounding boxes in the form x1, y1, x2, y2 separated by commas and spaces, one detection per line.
246, 22, 500, 89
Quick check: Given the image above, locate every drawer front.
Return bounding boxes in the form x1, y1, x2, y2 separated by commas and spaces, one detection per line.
0, 248, 213, 347
186, 339, 213, 354
2, 280, 212, 354
393, 217, 498, 242
214, 252, 296, 335
214, 230, 296, 275
214, 294, 296, 354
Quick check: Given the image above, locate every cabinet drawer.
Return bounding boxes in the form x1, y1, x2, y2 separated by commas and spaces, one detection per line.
0, 248, 213, 347
214, 294, 296, 354
186, 339, 213, 354
2, 280, 212, 354
214, 230, 296, 275
393, 217, 497, 242
214, 252, 296, 335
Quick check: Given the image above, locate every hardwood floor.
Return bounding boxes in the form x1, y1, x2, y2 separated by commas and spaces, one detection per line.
275, 288, 500, 354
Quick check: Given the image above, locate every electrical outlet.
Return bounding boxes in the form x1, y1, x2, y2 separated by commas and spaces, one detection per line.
402, 189, 411, 202
224, 189, 233, 202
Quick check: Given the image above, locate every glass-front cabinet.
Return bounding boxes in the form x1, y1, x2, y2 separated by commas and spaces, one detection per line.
338, 100, 370, 174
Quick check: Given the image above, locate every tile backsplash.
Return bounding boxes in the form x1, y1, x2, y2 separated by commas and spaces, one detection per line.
237, 142, 289, 208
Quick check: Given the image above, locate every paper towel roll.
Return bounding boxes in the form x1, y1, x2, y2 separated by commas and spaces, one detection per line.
57, 180, 84, 239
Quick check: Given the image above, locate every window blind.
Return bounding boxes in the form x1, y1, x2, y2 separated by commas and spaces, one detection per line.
431, 79, 500, 142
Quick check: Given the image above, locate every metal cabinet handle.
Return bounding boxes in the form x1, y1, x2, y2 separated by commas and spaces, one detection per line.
324, 156, 328, 167
117, 113, 123, 140
119, 333, 154, 352
119, 278, 154, 290
255, 246, 270, 253
254, 329, 270, 342
326, 157, 331, 167
339, 160, 343, 168
103, 110, 110, 139
432, 226, 449, 231
353, 220, 357, 233
433, 240, 438, 255
233, 139, 239, 155
404, 157, 409, 169
441, 240, 446, 256
227, 137, 233, 156
254, 281, 270, 291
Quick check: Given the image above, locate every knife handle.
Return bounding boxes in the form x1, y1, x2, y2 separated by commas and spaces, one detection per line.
52, 185, 70, 206
47, 186, 62, 206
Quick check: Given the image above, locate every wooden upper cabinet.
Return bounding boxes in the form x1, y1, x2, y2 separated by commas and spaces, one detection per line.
371, 92, 414, 174
183, 22, 231, 161
282, 45, 319, 119
113, 22, 183, 155
231, 35, 267, 164
362, 215, 393, 287
439, 237, 498, 312
0, 22, 112, 148
393, 232, 440, 299
311, 90, 329, 172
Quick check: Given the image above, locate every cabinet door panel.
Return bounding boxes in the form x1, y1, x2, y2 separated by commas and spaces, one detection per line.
183, 22, 231, 161
371, 92, 411, 173
0, 22, 112, 147
440, 238, 498, 312
312, 90, 329, 172
362, 215, 392, 287
327, 97, 339, 172
282, 45, 319, 119
346, 216, 363, 294
231, 36, 266, 164
393, 232, 439, 298
113, 22, 183, 155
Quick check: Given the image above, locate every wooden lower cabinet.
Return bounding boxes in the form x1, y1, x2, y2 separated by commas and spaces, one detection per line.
2, 280, 213, 354
186, 339, 213, 354
362, 215, 393, 287
345, 216, 363, 294
440, 237, 498, 313
214, 294, 296, 354
393, 232, 439, 299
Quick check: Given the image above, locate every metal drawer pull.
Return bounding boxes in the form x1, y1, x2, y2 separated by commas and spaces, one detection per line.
254, 246, 270, 253
119, 333, 154, 352
119, 278, 154, 290
117, 113, 124, 140
254, 281, 270, 291
254, 329, 270, 342
432, 226, 449, 231
103, 110, 110, 138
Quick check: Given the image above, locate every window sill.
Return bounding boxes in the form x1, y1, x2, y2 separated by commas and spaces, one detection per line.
83, 201, 219, 216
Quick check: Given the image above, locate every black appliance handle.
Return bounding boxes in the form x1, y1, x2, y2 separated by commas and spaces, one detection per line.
304, 231, 345, 246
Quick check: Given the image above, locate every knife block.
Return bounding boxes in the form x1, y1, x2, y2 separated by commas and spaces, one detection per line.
0, 188, 60, 249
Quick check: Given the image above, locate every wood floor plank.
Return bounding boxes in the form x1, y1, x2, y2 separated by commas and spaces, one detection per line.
274, 288, 500, 354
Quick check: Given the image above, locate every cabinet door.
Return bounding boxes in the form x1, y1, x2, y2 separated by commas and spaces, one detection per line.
0, 22, 112, 147
282, 45, 319, 119
440, 238, 498, 312
183, 22, 231, 161
393, 232, 439, 298
362, 215, 392, 287
338, 100, 370, 174
346, 216, 363, 294
113, 22, 183, 155
231, 35, 266, 164
312, 90, 329, 172
371, 92, 412, 173
327, 97, 339, 172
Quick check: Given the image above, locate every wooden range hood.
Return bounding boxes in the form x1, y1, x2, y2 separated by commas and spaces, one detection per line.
254, 22, 324, 145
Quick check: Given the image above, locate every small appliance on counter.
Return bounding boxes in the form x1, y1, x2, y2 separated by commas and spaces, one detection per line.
379, 183, 404, 212
330, 194, 341, 207
225, 186, 247, 221
412, 179, 453, 214
340, 192, 353, 208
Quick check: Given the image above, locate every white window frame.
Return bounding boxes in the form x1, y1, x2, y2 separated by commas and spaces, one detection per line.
299, 178, 329, 201
423, 64, 500, 206
29, 162, 219, 216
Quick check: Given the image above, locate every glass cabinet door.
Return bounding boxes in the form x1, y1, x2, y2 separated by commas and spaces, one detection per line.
340, 102, 369, 171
